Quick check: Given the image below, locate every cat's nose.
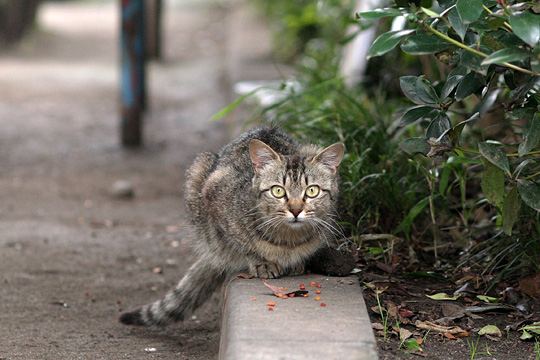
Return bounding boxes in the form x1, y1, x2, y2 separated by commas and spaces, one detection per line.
290, 208, 302, 217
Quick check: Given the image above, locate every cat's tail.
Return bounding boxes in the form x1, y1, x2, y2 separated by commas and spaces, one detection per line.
119, 256, 226, 326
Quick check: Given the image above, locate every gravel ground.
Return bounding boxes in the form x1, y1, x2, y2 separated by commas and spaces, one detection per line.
0, 1, 237, 358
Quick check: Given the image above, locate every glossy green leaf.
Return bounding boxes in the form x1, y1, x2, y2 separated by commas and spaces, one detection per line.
400, 105, 437, 125
520, 322, 540, 335
400, 137, 430, 155
448, 7, 468, 40
479, 142, 511, 175
401, 34, 450, 55
455, 72, 484, 100
357, 8, 402, 20
399, 76, 439, 104
440, 75, 464, 99
509, 12, 540, 47
517, 180, 540, 211
367, 29, 415, 58
420, 7, 439, 18
426, 113, 451, 139
481, 161, 505, 208
449, 113, 479, 145
456, 0, 483, 23
518, 112, 540, 157
481, 48, 529, 66
502, 186, 521, 235
396, 196, 430, 235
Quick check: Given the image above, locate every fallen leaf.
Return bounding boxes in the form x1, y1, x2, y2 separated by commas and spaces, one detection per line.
400, 328, 413, 341
476, 295, 499, 303
441, 303, 465, 318
478, 324, 502, 337
402, 338, 421, 351
399, 308, 414, 318
386, 301, 398, 319
372, 322, 385, 331
443, 332, 457, 340
520, 322, 540, 335
520, 330, 534, 340
465, 304, 515, 313
415, 320, 467, 336
426, 293, 460, 301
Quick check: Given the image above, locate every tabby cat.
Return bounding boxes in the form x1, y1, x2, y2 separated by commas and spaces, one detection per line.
120, 127, 344, 326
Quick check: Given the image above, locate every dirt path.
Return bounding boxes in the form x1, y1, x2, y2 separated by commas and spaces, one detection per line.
0, 1, 237, 358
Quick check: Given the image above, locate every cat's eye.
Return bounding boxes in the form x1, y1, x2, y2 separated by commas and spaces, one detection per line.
305, 185, 320, 198
270, 185, 286, 198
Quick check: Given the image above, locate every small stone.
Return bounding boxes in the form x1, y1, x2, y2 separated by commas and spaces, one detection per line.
111, 180, 134, 199
152, 267, 163, 274
144, 347, 157, 352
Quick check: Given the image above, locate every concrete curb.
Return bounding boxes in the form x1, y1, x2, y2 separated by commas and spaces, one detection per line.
219, 275, 378, 360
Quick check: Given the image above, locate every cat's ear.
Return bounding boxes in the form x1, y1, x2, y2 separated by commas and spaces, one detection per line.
249, 139, 280, 172
312, 143, 345, 174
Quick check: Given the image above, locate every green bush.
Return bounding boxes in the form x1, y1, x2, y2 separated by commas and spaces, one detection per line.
360, 0, 540, 275
239, 0, 540, 278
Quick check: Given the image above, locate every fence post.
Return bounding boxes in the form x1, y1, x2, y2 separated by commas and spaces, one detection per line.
145, 0, 162, 60
120, 0, 146, 147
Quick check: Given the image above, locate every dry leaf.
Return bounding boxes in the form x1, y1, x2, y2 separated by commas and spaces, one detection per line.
415, 320, 468, 336
400, 328, 413, 341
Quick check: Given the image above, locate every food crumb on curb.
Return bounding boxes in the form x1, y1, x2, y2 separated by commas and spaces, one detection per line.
314, 296, 321, 301
320, 302, 327, 307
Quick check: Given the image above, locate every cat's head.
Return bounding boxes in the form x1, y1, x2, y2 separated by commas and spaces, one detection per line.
249, 139, 344, 236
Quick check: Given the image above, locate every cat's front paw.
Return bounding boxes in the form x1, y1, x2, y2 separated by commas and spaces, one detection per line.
248, 262, 282, 279
287, 262, 305, 276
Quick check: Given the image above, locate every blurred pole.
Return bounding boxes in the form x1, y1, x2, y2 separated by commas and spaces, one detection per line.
145, 0, 163, 60
120, 0, 146, 147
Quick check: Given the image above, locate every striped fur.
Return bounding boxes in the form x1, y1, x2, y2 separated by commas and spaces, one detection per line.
120, 127, 344, 326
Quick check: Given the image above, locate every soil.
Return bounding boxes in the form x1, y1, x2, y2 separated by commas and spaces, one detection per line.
361, 272, 540, 360
0, 1, 236, 359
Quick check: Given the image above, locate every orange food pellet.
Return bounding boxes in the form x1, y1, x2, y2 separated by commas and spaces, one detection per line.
268, 307, 274, 311
315, 289, 321, 294
309, 281, 317, 287
267, 301, 276, 307
299, 283, 306, 290
303, 293, 309, 297
320, 302, 327, 307
314, 296, 321, 301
